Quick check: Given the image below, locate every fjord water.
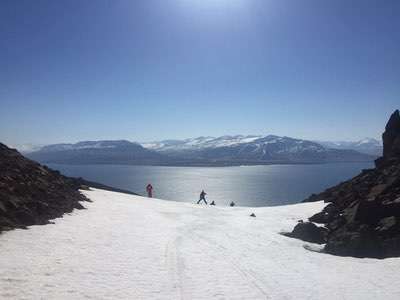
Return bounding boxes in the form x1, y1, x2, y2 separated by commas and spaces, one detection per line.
48, 162, 373, 207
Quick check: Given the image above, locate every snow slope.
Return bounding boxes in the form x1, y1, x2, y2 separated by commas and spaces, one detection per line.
1, 189, 400, 299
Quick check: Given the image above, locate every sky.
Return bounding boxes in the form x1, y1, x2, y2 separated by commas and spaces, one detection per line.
0, 0, 399, 147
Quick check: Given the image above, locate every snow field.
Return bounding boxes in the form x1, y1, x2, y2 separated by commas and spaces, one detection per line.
0, 189, 399, 299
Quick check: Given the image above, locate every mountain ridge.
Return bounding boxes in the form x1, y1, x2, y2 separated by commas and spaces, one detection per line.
25, 135, 376, 166
316, 138, 382, 156
27, 140, 168, 165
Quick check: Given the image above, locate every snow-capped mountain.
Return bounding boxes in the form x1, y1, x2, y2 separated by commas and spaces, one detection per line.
142, 135, 261, 152
143, 135, 375, 164
316, 138, 382, 156
26, 136, 376, 166
27, 140, 167, 165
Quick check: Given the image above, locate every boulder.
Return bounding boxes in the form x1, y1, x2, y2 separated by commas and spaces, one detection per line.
284, 222, 327, 244
309, 211, 330, 224
308, 203, 339, 224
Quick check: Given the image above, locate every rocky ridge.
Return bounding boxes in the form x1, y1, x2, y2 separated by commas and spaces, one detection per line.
0, 143, 89, 232
291, 110, 400, 258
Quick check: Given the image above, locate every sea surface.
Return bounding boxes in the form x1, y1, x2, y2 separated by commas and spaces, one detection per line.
48, 162, 374, 207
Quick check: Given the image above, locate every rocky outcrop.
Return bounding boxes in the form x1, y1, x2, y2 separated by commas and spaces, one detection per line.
376, 110, 400, 168
283, 221, 327, 244
0, 143, 89, 232
383, 110, 400, 158
299, 110, 400, 258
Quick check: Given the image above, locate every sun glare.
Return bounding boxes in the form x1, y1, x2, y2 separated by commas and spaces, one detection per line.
178, 0, 247, 11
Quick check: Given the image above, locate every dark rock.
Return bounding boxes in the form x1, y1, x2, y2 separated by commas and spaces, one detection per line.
290, 110, 400, 258
230, 201, 235, 207
14, 209, 36, 226
309, 211, 330, 224
325, 223, 382, 258
376, 216, 397, 234
382, 109, 400, 159
381, 199, 400, 218
326, 215, 347, 231
374, 157, 386, 169
309, 204, 339, 224
284, 222, 327, 244
250, 213, 256, 217
74, 202, 85, 210
353, 200, 381, 224
0, 143, 88, 233
381, 237, 400, 257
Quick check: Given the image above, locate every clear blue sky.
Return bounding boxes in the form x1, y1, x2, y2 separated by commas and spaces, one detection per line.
0, 0, 399, 146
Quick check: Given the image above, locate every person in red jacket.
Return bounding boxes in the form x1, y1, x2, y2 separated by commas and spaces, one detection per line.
146, 183, 153, 198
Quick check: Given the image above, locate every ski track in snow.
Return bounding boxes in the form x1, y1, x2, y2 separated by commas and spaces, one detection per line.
1, 189, 400, 299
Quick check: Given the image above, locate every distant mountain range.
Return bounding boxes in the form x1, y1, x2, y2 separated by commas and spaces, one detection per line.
25, 135, 377, 166
27, 140, 167, 165
315, 138, 382, 156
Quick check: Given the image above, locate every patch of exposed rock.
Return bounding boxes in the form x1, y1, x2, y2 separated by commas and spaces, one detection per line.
0, 143, 89, 232
283, 221, 327, 244
300, 110, 400, 258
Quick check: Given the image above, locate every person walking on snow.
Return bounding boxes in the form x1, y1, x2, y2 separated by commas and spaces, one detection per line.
197, 190, 207, 204
146, 183, 153, 198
